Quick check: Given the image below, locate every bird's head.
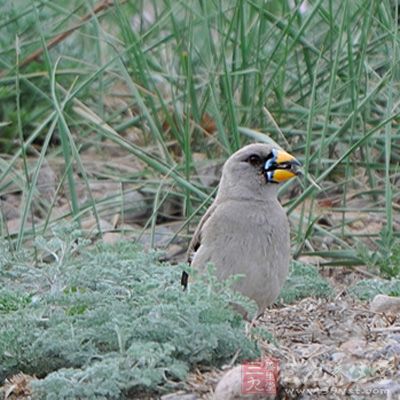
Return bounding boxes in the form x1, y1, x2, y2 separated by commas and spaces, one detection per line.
217, 143, 302, 201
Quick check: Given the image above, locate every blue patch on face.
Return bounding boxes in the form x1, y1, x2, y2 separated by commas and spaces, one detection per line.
265, 170, 274, 182
264, 148, 278, 183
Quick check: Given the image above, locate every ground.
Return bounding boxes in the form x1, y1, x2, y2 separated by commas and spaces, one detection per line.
180, 270, 400, 400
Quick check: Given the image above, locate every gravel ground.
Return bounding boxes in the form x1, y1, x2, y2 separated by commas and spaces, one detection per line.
179, 271, 400, 400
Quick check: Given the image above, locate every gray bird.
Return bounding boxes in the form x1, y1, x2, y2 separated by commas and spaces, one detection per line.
182, 143, 301, 316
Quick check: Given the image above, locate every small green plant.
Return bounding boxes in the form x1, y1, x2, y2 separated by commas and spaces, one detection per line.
357, 229, 400, 278
374, 229, 400, 278
277, 261, 333, 304
0, 230, 259, 399
0, 290, 31, 313
349, 278, 400, 301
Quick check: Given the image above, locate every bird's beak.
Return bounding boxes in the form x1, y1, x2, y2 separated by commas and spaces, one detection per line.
264, 149, 302, 183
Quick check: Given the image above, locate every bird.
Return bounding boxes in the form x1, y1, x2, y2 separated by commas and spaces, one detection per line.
181, 142, 301, 317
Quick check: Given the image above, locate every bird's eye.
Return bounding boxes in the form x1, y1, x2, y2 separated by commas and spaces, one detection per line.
246, 154, 262, 165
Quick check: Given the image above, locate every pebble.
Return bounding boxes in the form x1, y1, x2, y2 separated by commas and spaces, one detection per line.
370, 294, 400, 315
214, 364, 277, 400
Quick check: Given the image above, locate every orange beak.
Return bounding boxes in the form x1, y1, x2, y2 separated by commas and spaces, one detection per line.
264, 149, 302, 183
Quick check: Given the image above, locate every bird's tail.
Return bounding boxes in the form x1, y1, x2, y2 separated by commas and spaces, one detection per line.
181, 271, 189, 290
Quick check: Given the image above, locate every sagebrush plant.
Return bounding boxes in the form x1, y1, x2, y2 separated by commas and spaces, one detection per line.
0, 226, 260, 398
349, 278, 400, 301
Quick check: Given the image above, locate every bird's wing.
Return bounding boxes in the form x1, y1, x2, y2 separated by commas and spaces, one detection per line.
181, 201, 217, 289
187, 202, 217, 263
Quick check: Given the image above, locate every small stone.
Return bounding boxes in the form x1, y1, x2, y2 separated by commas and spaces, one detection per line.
163, 244, 185, 262
370, 294, 400, 315
214, 363, 277, 400
138, 225, 175, 248
161, 392, 198, 400
330, 352, 347, 362
82, 182, 150, 223
36, 161, 57, 202
339, 338, 367, 357
81, 218, 113, 233
6, 218, 21, 235
1, 195, 21, 220
389, 334, 400, 343
102, 232, 123, 244
350, 220, 364, 230
381, 343, 400, 358
192, 153, 223, 188
120, 188, 149, 222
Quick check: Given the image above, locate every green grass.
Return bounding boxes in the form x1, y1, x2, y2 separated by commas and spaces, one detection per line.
1, 3, 400, 274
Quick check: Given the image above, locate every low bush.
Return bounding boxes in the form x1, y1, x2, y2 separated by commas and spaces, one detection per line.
0, 226, 259, 399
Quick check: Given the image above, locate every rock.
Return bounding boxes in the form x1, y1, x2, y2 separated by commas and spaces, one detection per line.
102, 232, 123, 244
380, 343, 400, 358
350, 220, 365, 230
120, 188, 149, 222
370, 294, 400, 315
159, 194, 183, 220
1, 195, 21, 220
161, 393, 198, 400
330, 352, 347, 362
214, 362, 277, 400
78, 182, 150, 224
192, 152, 222, 187
6, 218, 21, 235
162, 244, 186, 263
339, 338, 367, 357
389, 333, 400, 343
297, 255, 325, 266
81, 218, 113, 233
138, 225, 175, 248
36, 161, 57, 203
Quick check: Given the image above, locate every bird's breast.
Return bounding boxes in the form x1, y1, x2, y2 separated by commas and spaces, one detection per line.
190, 200, 290, 310
193, 199, 290, 276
